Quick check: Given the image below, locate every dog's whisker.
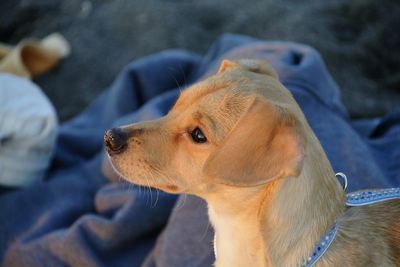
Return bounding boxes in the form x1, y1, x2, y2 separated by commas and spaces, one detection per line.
145, 180, 152, 207
150, 189, 160, 208
175, 193, 187, 211
200, 219, 211, 242
144, 170, 160, 207
167, 66, 186, 93
137, 182, 141, 196
146, 170, 158, 208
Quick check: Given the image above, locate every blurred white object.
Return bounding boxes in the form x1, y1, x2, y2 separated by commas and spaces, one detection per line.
0, 74, 58, 187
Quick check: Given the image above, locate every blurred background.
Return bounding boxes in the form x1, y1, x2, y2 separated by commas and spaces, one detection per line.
1, 0, 400, 121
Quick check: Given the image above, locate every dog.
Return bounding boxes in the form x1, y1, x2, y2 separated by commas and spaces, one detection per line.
104, 59, 400, 266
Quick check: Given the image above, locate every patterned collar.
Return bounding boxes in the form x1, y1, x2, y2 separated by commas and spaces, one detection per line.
302, 186, 400, 267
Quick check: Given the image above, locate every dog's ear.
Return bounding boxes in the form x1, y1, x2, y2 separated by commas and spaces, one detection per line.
218, 59, 278, 79
203, 96, 304, 186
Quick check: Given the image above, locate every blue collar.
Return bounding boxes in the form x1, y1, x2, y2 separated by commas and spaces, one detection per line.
301, 223, 339, 267
346, 188, 400, 206
302, 186, 400, 267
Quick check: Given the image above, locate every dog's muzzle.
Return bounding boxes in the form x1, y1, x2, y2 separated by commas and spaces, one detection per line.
104, 128, 128, 154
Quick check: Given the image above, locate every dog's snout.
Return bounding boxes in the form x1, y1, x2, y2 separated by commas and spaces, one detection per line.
104, 128, 128, 154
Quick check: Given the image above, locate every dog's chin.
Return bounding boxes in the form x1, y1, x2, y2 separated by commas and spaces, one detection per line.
122, 175, 182, 194
155, 183, 182, 194
123, 175, 183, 194
124, 175, 183, 194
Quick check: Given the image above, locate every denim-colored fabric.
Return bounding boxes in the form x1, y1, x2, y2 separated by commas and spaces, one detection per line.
0, 74, 57, 187
0, 34, 399, 267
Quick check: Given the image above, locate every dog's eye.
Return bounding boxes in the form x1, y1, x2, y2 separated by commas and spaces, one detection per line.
191, 127, 207, 143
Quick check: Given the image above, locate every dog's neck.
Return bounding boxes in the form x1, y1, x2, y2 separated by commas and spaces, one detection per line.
206, 184, 273, 267
205, 133, 346, 267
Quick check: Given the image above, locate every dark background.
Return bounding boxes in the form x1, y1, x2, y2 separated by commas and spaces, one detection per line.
1, 0, 400, 121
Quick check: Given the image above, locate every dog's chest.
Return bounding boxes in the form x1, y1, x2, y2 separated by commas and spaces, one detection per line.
209, 208, 267, 267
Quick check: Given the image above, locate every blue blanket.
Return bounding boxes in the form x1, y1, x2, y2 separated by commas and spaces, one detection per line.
1, 34, 399, 267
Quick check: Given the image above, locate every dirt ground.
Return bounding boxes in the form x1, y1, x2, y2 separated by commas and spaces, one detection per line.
1, 0, 400, 120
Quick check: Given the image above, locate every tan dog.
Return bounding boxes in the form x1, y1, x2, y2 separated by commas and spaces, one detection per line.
104, 60, 400, 267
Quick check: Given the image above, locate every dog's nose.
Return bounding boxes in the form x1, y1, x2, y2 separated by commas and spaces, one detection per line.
104, 128, 128, 154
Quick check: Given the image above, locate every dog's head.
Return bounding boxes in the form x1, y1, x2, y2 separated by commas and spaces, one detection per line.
104, 60, 305, 194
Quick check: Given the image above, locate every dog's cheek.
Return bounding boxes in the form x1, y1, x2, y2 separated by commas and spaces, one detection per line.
171, 148, 208, 188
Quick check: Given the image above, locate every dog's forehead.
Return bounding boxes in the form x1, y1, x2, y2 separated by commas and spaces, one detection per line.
173, 72, 252, 109
175, 78, 249, 115
173, 77, 227, 111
